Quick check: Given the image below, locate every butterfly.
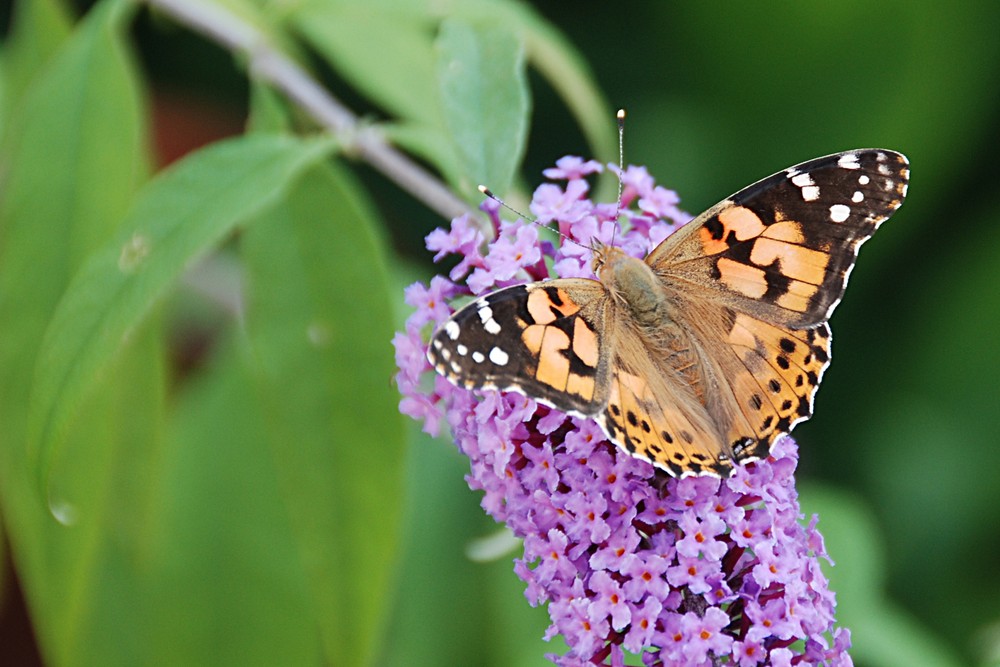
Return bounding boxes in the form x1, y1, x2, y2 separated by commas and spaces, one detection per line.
427, 150, 908, 477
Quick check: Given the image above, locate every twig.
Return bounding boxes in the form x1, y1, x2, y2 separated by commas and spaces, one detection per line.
144, 0, 472, 221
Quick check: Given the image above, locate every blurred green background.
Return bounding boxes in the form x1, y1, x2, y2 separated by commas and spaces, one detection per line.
0, 1, 998, 666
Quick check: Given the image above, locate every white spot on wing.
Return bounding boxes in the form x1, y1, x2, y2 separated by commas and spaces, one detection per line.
472, 351, 485, 363
478, 306, 501, 335
829, 204, 851, 223
489, 347, 509, 366
838, 153, 861, 170
791, 173, 815, 187
445, 320, 460, 340
792, 171, 820, 200
858, 174, 870, 185
456, 344, 468, 356
852, 191, 864, 203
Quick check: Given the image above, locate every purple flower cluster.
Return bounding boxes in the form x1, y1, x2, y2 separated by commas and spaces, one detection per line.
394, 156, 853, 666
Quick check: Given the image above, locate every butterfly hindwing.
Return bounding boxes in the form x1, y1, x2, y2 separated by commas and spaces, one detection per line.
598, 327, 736, 477
650, 149, 909, 328
715, 313, 832, 464
428, 280, 610, 416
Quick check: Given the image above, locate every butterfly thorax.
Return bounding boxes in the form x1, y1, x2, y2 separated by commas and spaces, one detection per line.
594, 243, 708, 398
594, 244, 671, 330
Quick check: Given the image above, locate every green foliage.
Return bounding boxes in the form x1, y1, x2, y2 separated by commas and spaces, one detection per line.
0, 0, 996, 666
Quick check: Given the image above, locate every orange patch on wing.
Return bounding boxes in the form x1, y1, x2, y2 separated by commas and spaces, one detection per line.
728, 314, 760, 350
566, 372, 596, 401
522, 324, 545, 355
761, 220, 805, 244
749, 239, 830, 285
698, 226, 729, 255
535, 326, 571, 389
719, 206, 767, 241
775, 280, 819, 313
572, 318, 599, 368
526, 287, 580, 325
617, 371, 650, 403
717, 258, 768, 298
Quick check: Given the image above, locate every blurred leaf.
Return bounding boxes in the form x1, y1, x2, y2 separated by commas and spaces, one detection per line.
292, 2, 441, 127
45, 325, 166, 666
142, 338, 321, 665
0, 0, 146, 335
801, 485, 964, 667
0, 5, 153, 659
436, 17, 528, 197
381, 121, 464, 191
247, 78, 292, 134
291, 0, 613, 194
27, 133, 335, 500
242, 161, 405, 666
501, 2, 616, 170
0, 0, 74, 112
380, 425, 495, 666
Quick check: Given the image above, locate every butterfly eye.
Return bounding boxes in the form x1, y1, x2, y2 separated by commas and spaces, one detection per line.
591, 253, 606, 276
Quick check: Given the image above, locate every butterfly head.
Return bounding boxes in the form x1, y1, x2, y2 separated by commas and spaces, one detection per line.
589, 238, 629, 279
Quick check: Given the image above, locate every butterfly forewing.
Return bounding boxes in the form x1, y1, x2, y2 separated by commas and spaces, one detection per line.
428, 280, 611, 416
650, 149, 909, 328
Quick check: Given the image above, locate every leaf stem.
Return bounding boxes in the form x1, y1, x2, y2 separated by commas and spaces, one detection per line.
144, 0, 471, 221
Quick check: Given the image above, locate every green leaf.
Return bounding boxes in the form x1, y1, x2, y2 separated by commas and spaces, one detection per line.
0, 0, 74, 112
247, 78, 292, 134
506, 3, 617, 169
0, 3, 161, 664
292, 3, 442, 127
242, 161, 405, 666
436, 17, 529, 197
142, 338, 321, 665
27, 133, 335, 499
800, 485, 965, 667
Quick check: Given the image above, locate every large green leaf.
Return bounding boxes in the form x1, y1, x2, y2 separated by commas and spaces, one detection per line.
27, 133, 335, 498
242, 161, 405, 666
0, 3, 153, 663
435, 17, 528, 197
140, 337, 321, 666
0, 0, 74, 113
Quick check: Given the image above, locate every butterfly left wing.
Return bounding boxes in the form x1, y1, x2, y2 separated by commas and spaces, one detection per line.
648, 149, 909, 328
427, 280, 612, 417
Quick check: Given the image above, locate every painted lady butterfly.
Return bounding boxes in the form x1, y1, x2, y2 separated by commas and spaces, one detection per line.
428, 150, 908, 477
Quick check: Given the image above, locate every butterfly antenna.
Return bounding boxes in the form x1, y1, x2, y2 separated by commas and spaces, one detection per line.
610, 108, 627, 248
477, 185, 588, 250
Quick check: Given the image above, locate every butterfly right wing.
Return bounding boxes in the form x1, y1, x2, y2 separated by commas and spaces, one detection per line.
428, 280, 612, 417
